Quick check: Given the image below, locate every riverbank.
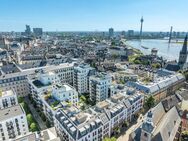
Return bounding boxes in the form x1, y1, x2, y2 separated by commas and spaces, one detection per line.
126, 39, 183, 61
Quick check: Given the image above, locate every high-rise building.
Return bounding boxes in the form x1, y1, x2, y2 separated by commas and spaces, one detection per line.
121, 31, 126, 37
25, 25, 31, 36
33, 28, 43, 37
140, 16, 144, 39
109, 28, 114, 38
128, 30, 134, 37
89, 73, 112, 103
178, 35, 187, 66
73, 64, 95, 94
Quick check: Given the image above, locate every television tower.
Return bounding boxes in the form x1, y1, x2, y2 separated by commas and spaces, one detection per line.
140, 16, 144, 39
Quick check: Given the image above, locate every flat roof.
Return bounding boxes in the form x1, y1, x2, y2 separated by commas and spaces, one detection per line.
96, 101, 109, 109
0, 90, 15, 97
0, 104, 24, 121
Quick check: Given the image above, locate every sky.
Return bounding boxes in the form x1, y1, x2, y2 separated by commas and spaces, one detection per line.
0, 0, 188, 32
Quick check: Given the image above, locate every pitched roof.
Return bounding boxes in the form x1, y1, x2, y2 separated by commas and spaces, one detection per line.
152, 107, 181, 141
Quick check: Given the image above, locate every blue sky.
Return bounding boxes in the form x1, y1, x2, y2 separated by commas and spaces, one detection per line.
0, 0, 187, 31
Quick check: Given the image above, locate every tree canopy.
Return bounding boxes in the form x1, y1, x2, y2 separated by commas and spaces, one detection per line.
145, 96, 155, 109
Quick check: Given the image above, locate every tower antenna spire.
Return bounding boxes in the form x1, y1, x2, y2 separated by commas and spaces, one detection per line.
140, 16, 144, 40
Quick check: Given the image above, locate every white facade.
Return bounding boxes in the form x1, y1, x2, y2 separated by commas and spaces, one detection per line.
0, 63, 74, 97
0, 105, 29, 141
52, 84, 78, 105
55, 107, 103, 141
0, 89, 18, 109
39, 71, 60, 85
89, 73, 112, 103
54, 93, 144, 141
73, 64, 95, 94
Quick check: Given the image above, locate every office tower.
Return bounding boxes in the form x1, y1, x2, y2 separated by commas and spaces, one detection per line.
25, 25, 31, 36
128, 30, 134, 37
33, 28, 43, 37
109, 28, 114, 38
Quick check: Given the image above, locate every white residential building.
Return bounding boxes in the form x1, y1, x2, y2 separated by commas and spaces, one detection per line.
0, 63, 74, 97
54, 92, 144, 141
15, 127, 61, 141
55, 106, 104, 141
28, 71, 78, 125
0, 89, 18, 109
89, 73, 112, 103
0, 105, 29, 141
52, 84, 78, 105
74, 64, 95, 94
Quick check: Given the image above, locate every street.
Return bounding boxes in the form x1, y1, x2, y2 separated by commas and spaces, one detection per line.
24, 97, 47, 130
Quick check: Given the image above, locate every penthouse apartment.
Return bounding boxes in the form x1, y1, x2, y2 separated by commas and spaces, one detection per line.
0, 89, 18, 109
127, 69, 185, 101
89, 73, 112, 103
0, 105, 29, 141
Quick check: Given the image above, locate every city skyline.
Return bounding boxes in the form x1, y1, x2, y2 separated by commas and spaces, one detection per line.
0, 0, 188, 32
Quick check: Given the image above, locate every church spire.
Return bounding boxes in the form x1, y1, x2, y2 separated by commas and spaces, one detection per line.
178, 34, 188, 66
181, 34, 187, 54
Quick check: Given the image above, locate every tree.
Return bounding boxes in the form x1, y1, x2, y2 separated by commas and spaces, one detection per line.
123, 121, 129, 127
30, 122, 38, 132
80, 95, 86, 102
46, 119, 51, 128
182, 131, 188, 141
134, 59, 141, 64
145, 96, 155, 109
183, 71, 188, 81
40, 112, 46, 122
18, 97, 24, 103
112, 54, 118, 61
21, 102, 30, 114
152, 63, 161, 69
103, 137, 116, 141
27, 114, 34, 125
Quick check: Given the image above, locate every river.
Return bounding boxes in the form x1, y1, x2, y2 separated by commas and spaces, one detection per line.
126, 39, 184, 61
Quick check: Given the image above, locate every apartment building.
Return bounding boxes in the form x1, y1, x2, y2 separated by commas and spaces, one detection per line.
28, 71, 78, 125
74, 63, 95, 94
52, 84, 78, 104
54, 92, 144, 141
0, 89, 18, 109
89, 73, 112, 103
0, 62, 74, 97
127, 69, 185, 101
55, 106, 103, 141
0, 105, 29, 141
15, 127, 60, 141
